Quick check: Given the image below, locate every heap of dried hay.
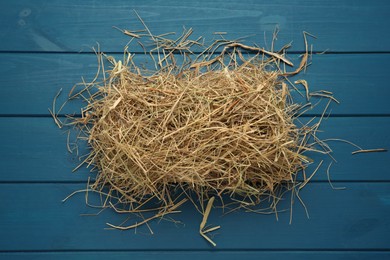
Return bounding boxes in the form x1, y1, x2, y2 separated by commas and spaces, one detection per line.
54, 20, 333, 246
85, 58, 304, 202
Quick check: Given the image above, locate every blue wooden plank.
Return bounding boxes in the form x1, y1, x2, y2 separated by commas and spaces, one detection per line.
0, 183, 389, 250
0, 0, 389, 52
0, 117, 389, 182
1, 53, 390, 115
0, 117, 90, 182
1, 251, 390, 260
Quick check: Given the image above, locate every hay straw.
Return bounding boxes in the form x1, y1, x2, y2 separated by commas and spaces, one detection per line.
199, 197, 220, 246
71, 58, 308, 205
53, 18, 356, 246
351, 148, 387, 155
326, 162, 345, 190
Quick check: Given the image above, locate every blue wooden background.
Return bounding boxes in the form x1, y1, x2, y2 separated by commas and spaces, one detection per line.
0, 1, 389, 259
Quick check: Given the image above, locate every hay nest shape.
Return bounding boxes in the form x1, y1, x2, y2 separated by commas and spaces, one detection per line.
54, 26, 331, 245
85, 61, 304, 205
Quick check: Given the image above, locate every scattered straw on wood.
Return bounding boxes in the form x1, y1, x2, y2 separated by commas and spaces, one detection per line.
54, 25, 323, 246
51, 15, 386, 247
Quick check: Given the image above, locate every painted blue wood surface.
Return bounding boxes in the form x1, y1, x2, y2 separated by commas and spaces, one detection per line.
0, 183, 389, 250
1, 251, 390, 260
0, 0, 389, 258
1, 0, 389, 52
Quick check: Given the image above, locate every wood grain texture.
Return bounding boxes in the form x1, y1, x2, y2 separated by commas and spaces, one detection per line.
2, 251, 390, 260
0, 0, 389, 256
0, 117, 389, 182
1, 53, 390, 115
0, 0, 389, 52
0, 183, 389, 251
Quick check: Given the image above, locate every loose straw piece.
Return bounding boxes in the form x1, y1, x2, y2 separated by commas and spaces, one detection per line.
200, 197, 220, 247
282, 31, 314, 76
48, 88, 63, 129
352, 148, 387, 155
326, 162, 345, 190
294, 80, 310, 101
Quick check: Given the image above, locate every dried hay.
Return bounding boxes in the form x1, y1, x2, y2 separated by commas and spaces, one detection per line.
78, 54, 306, 204
53, 19, 339, 246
